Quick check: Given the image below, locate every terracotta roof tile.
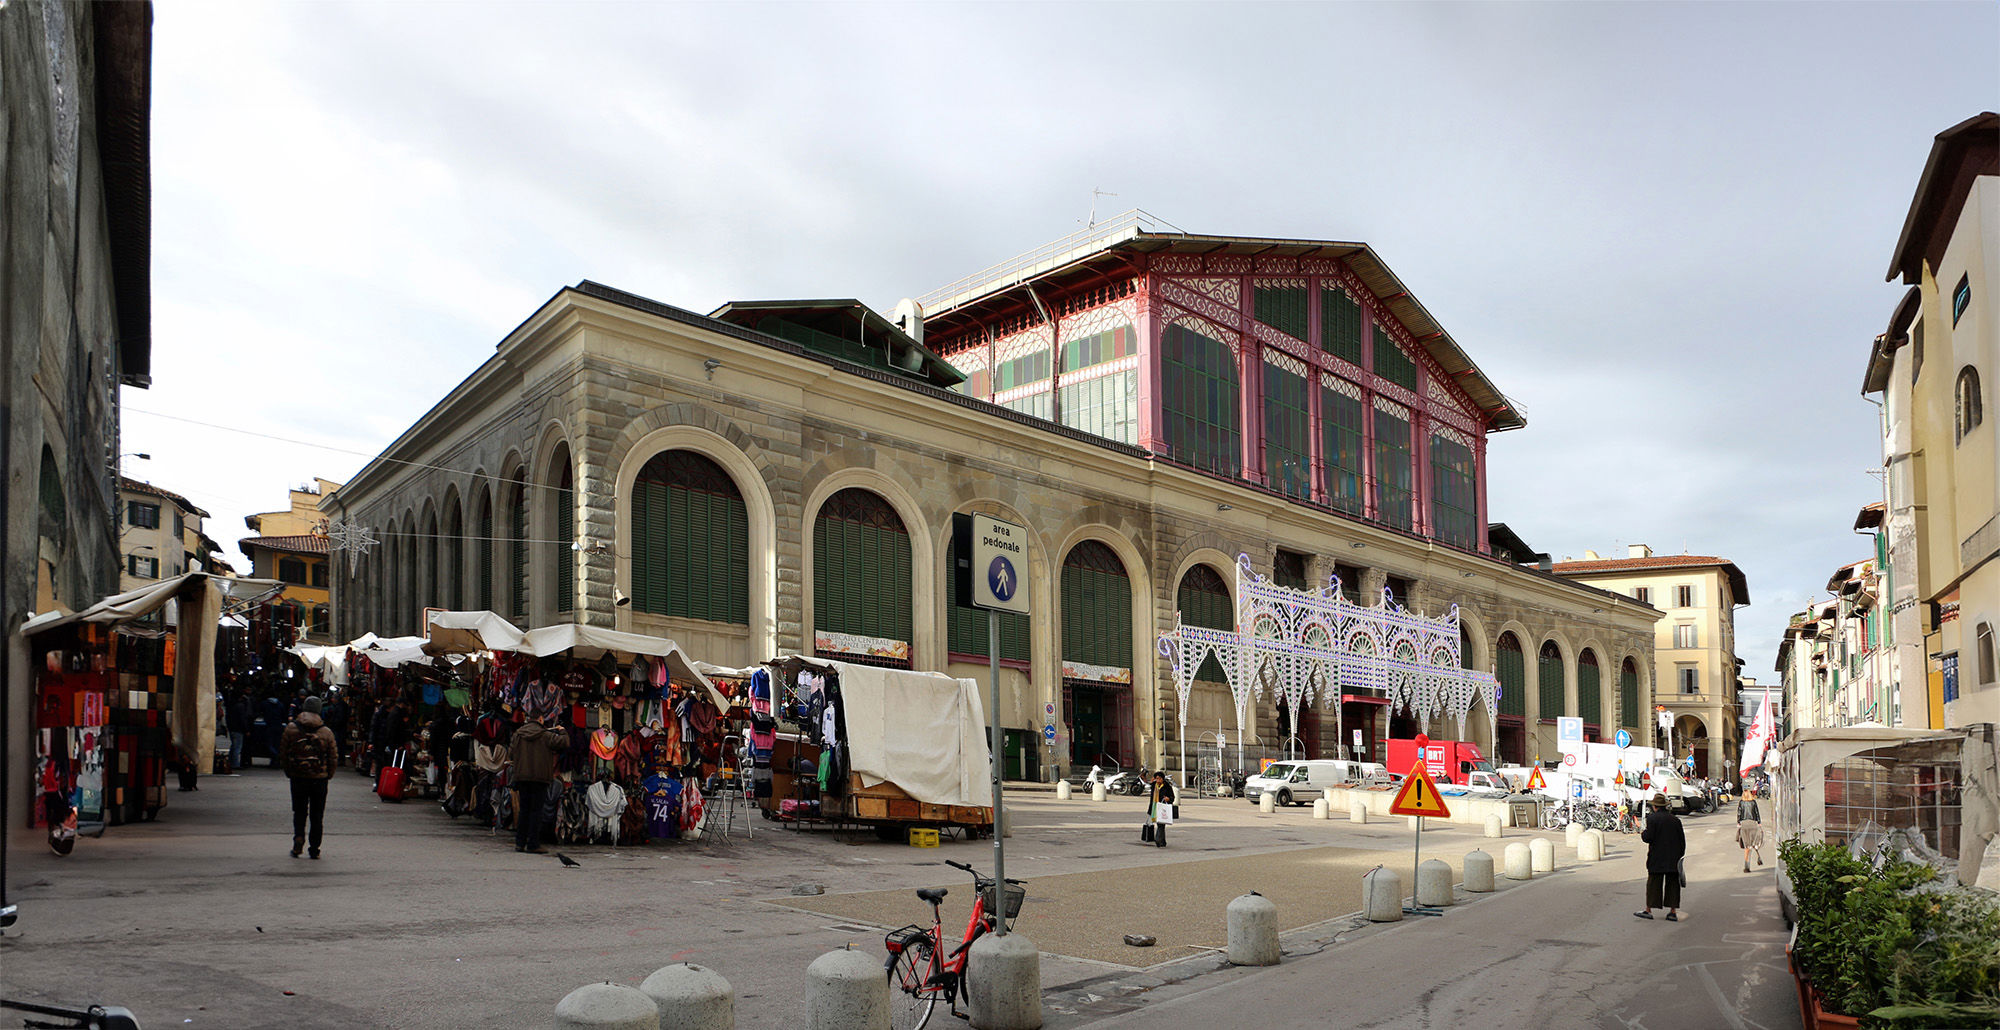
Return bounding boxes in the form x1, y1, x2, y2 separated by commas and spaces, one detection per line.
239, 534, 328, 556
1550, 554, 1749, 606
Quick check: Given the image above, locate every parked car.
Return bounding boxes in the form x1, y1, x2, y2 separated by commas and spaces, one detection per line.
1242, 760, 1381, 806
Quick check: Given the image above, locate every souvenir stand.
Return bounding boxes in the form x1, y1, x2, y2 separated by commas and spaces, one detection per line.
427, 622, 731, 849
20, 574, 276, 836
756, 656, 994, 840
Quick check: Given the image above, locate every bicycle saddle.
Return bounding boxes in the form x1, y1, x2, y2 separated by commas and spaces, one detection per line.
916, 887, 949, 903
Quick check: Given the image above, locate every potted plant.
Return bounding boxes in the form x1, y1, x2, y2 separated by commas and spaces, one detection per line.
1778, 838, 2000, 1029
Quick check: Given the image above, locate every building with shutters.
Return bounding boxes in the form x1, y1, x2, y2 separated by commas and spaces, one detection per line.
238, 479, 342, 642
117, 477, 217, 595
1551, 546, 1749, 778
325, 215, 1655, 777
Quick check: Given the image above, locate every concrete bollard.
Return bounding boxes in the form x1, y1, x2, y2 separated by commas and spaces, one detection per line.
1530, 837, 1556, 873
1312, 798, 1329, 820
1350, 802, 1368, 824
1504, 842, 1532, 880
1483, 814, 1503, 838
1416, 858, 1454, 907
556, 983, 661, 1030
1259, 791, 1276, 814
807, 947, 888, 1030
1226, 892, 1281, 965
1091, 782, 1107, 803
640, 963, 733, 1030
1565, 822, 1584, 847
967, 932, 1042, 1030
1054, 780, 1072, 801
1578, 829, 1604, 863
1464, 849, 1495, 892
1363, 866, 1403, 921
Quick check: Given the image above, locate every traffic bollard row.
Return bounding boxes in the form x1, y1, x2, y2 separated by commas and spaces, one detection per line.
1463, 849, 1495, 892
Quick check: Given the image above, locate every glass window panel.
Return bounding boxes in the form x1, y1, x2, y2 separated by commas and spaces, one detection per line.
1320, 286, 1362, 366
1263, 363, 1310, 498
1373, 407, 1412, 530
1428, 433, 1478, 549
1253, 284, 1309, 341
1374, 331, 1418, 391
1161, 324, 1240, 476
1321, 387, 1365, 514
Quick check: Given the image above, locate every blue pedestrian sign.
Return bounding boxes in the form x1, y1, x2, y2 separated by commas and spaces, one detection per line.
1615, 729, 1632, 749
969, 513, 1031, 614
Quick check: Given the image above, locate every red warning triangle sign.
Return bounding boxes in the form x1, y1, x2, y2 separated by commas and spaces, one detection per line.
1390, 761, 1451, 818
1526, 766, 1546, 790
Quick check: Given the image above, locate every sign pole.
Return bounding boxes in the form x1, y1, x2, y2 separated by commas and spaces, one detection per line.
990, 607, 1006, 936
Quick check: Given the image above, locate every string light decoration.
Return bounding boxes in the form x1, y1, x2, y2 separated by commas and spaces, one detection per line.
321, 517, 379, 557
1158, 553, 1499, 771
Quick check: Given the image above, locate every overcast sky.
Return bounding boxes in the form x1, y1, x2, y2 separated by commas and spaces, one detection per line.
124, 1, 1998, 679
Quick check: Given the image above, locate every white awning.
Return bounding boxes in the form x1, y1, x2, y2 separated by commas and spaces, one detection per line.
511, 624, 719, 707
423, 610, 525, 655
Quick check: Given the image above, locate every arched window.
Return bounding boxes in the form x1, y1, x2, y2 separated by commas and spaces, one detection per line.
947, 527, 1028, 662
1579, 649, 1601, 729
1621, 657, 1641, 729
1977, 622, 1995, 686
507, 469, 528, 621
1177, 564, 1232, 682
1538, 640, 1565, 717
813, 488, 911, 664
549, 448, 575, 613
473, 486, 494, 611
443, 495, 463, 610
1956, 366, 1983, 443
1496, 633, 1524, 717
1160, 322, 1240, 476
632, 451, 749, 624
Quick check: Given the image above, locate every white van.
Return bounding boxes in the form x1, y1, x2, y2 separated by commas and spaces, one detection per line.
1243, 760, 1379, 806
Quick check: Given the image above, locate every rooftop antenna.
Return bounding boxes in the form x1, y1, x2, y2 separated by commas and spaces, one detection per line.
1088, 187, 1117, 228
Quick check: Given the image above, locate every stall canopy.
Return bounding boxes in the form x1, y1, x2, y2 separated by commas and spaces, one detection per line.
19, 572, 281, 771
509, 624, 721, 709
423, 610, 525, 655
784, 656, 991, 809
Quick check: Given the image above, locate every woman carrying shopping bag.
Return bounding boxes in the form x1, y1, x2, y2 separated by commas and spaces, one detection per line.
1148, 772, 1177, 848
1735, 788, 1766, 872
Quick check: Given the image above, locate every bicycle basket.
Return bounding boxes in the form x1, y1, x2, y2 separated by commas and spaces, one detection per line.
884, 924, 929, 955
985, 883, 1027, 927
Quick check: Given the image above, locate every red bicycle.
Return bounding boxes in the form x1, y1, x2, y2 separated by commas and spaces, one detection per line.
883, 859, 1026, 1030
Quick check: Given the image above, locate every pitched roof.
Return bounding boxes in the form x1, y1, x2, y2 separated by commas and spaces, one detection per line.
1549, 554, 1749, 606
238, 534, 328, 557
119, 476, 208, 518
1887, 112, 1999, 285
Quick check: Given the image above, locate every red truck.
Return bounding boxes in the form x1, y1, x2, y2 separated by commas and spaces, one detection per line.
1385, 738, 1499, 787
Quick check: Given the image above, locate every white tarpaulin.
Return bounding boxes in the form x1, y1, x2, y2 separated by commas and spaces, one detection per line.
289, 645, 351, 686
792, 657, 990, 809
511, 624, 721, 709
423, 610, 525, 655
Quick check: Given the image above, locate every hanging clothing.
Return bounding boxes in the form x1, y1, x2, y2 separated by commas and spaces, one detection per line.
585, 780, 626, 841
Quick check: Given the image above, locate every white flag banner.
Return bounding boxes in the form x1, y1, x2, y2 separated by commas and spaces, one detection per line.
1740, 692, 1776, 775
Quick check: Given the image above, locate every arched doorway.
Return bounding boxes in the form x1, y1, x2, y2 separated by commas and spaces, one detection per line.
1673, 714, 1710, 778
1496, 633, 1525, 765
1579, 649, 1602, 740
1174, 563, 1233, 764
1062, 540, 1133, 768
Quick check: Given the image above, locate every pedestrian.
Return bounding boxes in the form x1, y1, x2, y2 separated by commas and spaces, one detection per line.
225, 690, 250, 771
368, 700, 391, 777
280, 695, 338, 859
1736, 787, 1765, 872
1147, 771, 1177, 848
323, 693, 350, 767
1636, 792, 1686, 921
509, 719, 568, 853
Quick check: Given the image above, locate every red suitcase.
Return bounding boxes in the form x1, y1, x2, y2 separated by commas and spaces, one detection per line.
376, 750, 407, 803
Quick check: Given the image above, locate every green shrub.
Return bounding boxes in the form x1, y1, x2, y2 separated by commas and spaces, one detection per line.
1778, 838, 2000, 1029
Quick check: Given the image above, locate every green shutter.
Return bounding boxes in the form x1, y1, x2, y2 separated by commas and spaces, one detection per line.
556, 486, 574, 612
1253, 284, 1309, 341
1320, 285, 1362, 366
1579, 659, 1601, 726
1498, 640, 1525, 717
477, 501, 493, 611
1373, 329, 1418, 391
510, 488, 528, 619
1620, 664, 1640, 729
1538, 647, 1564, 717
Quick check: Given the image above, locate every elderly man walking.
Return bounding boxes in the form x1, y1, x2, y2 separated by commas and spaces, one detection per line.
1635, 793, 1686, 922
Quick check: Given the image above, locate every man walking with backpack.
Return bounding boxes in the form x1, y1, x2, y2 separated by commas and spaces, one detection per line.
281, 696, 339, 859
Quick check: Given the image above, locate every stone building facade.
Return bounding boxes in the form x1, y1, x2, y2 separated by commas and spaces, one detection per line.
328, 228, 1655, 777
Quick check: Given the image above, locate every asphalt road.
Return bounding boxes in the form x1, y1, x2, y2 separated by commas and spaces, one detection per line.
0, 770, 1796, 1029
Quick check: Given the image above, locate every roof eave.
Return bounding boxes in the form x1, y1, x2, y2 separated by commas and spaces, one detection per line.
1886, 112, 2000, 284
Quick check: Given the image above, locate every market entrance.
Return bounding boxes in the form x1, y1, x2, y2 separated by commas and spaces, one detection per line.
1065, 681, 1132, 769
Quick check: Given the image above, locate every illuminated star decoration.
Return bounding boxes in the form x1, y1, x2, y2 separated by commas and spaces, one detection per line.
322, 517, 379, 557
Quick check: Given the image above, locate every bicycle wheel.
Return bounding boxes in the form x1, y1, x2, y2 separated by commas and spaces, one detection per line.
888, 939, 938, 1030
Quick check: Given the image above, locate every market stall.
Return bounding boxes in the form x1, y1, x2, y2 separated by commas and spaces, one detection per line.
20, 573, 279, 840
756, 656, 994, 839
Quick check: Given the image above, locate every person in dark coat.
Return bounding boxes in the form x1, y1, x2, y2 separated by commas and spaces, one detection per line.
1147, 772, 1177, 848
509, 720, 569, 853
368, 702, 391, 776
1637, 792, 1687, 921
225, 691, 251, 770
322, 695, 350, 766
280, 696, 339, 859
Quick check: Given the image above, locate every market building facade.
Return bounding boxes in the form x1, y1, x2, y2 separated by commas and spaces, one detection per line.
326, 220, 1655, 777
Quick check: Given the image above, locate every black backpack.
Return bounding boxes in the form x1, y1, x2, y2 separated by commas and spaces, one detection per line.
285, 727, 330, 779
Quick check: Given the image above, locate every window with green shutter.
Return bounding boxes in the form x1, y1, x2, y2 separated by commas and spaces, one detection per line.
1322, 386, 1364, 514
1176, 564, 1232, 682
1263, 362, 1310, 499
946, 533, 1030, 662
1430, 433, 1478, 549
1253, 283, 1309, 342
1620, 659, 1640, 729
1497, 633, 1525, 717
1373, 332, 1418, 391
630, 451, 750, 624
1160, 322, 1240, 476
444, 500, 463, 610
476, 490, 493, 612
508, 472, 528, 620
1579, 650, 1601, 727
1373, 406, 1413, 530
555, 462, 575, 612
1061, 541, 1132, 670
813, 488, 912, 651
1538, 640, 1564, 717
1320, 284, 1362, 366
